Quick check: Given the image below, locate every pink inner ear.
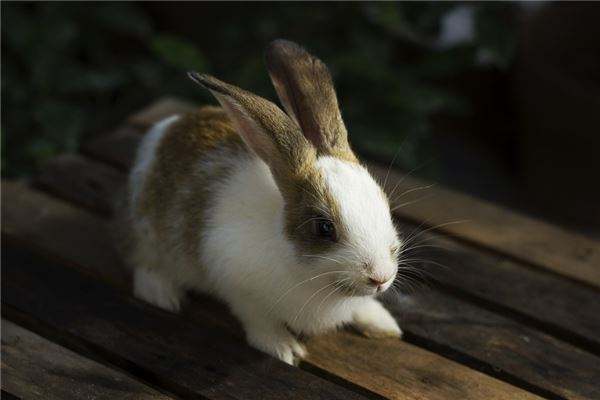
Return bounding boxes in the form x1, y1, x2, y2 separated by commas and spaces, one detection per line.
215, 92, 276, 162
271, 73, 324, 149
270, 79, 300, 127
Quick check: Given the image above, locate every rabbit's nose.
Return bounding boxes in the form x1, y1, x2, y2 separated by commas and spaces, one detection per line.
369, 277, 391, 291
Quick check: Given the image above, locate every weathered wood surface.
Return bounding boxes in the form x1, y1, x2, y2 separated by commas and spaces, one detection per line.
1, 181, 128, 285
305, 333, 535, 400
371, 164, 600, 289
2, 244, 368, 400
390, 292, 600, 400
81, 125, 143, 171
1, 182, 542, 400
403, 229, 600, 352
32, 152, 600, 354
85, 98, 600, 289
35, 154, 125, 217
8, 182, 600, 399
1, 320, 173, 400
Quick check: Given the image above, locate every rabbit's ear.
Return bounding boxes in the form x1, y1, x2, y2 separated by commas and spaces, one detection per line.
265, 39, 356, 162
188, 72, 316, 188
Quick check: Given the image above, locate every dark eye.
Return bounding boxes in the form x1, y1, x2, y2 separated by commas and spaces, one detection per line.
313, 219, 337, 241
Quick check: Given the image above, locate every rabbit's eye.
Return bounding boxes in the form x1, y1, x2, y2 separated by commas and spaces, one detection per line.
313, 219, 337, 241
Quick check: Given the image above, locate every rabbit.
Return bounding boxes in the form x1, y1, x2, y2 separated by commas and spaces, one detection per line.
125, 39, 403, 365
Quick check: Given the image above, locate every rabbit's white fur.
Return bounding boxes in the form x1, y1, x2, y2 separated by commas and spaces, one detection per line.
130, 115, 402, 364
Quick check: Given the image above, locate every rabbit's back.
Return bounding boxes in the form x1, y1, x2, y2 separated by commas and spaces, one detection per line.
127, 106, 250, 276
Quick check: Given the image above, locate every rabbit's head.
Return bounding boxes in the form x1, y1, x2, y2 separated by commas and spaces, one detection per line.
190, 39, 400, 296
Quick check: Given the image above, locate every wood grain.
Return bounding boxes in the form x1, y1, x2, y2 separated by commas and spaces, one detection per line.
81, 125, 143, 171
2, 181, 539, 400
305, 333, 536, 400
35, 154, 125, 216
2, 243, 367, 400
1, 181, 128, 285
1, 320, 173, 400
396, 226, 600, 351
369, 164, 600, 289
388, 290, 600, 400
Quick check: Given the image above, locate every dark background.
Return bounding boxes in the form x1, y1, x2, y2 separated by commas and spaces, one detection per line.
2, 2, 599, 236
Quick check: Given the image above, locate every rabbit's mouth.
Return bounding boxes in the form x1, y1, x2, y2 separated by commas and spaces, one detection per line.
336, 277, 393, 297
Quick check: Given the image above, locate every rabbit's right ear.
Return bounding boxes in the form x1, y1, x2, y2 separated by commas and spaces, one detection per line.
188, 72, 316, 194
265, 39, 356, 162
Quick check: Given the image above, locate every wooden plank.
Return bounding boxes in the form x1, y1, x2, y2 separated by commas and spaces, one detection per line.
370, 164, 600, 289
2, 183, 541, 400
44, 151, 600, 354
387, 291, 600, 400
88, 97, 600, 288
34, 154, 125, 216
305, 333, 535, 400
1, 320, 173, 400
403, 229, 600, 352
1, 181, 128, 285
2, 244, 367, 400
81, 125, 143, 171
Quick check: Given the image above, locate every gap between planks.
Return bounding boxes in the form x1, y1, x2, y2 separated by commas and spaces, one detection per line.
1, 319, 176, 400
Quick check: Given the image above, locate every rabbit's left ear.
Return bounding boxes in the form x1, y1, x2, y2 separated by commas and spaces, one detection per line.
188, 72, 317, 200
265, 39, 356, 162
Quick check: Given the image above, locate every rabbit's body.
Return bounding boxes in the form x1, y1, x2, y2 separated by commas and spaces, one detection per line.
125, 40, 403, 364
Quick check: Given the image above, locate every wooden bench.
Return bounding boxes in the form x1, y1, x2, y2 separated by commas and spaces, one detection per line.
3, 98, 600, 400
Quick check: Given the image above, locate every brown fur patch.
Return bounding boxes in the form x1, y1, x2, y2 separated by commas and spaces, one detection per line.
136, 106, 248, 261
283, 166, 347, 257
265, 40, 358, 164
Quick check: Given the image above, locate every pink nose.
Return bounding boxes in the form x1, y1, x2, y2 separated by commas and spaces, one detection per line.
369, 277, 389, 287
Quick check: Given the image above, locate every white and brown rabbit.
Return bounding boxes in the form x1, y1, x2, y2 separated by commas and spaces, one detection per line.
125, 39, 402, 365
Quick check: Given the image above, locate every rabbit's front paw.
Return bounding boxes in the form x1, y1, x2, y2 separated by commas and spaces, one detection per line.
134, 268, 182, 312
246, 323, 306, 365
352, 298, 403, 339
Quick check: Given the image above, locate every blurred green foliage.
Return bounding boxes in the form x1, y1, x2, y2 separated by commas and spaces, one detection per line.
1, 2, 516, 178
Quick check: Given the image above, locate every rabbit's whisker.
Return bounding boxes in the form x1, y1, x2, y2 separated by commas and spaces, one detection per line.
301, 254, 344, 264
401, 220, 469, 248
382, 142, 405, 190
292, 280, 341, 325
400, 243, 450, 253
267, 270, 349, 315
390, 195, 433, 212
295, 217, 322, 231
387, 160, 432, 200
400, 258, 452, 272
390, 183, 435, 204
316, 277, 351, 314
